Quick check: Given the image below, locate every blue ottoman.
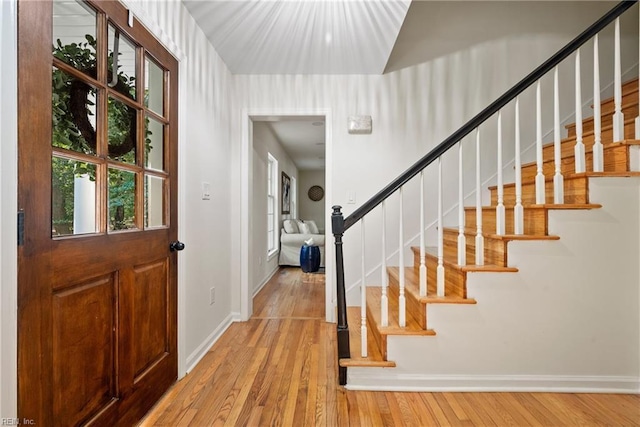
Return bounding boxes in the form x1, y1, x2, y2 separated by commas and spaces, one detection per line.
300, 244, 321, 273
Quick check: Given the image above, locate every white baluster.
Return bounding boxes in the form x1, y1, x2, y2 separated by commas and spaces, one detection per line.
593, 34, 603, 172
514, 97, 524, 235
457, 142, 466, 266
380, 201, 388, 327
613, 17, 625, 142
574, 49, 586, 173
535, 81, 546, 204
553, 67, 564, 204
496, 111, 505, 235
419, 171, 427, 297
360, 219, 367, 358
398, 188, 406, 327
437, 158, 445, 297
475, 129, 484, 266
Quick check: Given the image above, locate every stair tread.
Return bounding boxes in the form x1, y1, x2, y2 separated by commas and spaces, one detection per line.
520, 139, 640, 169
342, 307, 396, 367
387, 267, 477, 305
422, 246, 519, 272
441, 227, 561, 241
366, 287, 436, 336
489, 170, 640, 190
465, 203, 602, 211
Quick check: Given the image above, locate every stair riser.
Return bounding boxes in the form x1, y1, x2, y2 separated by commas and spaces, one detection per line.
442, 228, 508, 267
521, 144, 630, 182
465, 207, 548, 235
490, 176, 589, 206
387, 276, 426, 330
566, 80, 638, 137
424, 254, 467, 298
365, 304, 387, 360
541, 123, 636, 164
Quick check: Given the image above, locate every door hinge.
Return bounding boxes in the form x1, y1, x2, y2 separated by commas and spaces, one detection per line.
17, 210, 24, 246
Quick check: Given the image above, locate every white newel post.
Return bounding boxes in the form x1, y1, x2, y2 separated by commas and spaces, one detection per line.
574, 49, 586, 173
419, 171, 427, 296
593, 34, 604, 172
360, 219, 367, 357
398, 188, 406, 327
496, 111, 505, 235
457, 142, 466, 266
380, 201, 388, 327
437, 157, 445, 297
613, 17, 625, 142
475, 129, 484, 266
535, 81, 546, 203
514, 98, 524, 235
553, 67, 564, 204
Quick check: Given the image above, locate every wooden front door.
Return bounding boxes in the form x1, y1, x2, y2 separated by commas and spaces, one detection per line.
17, 1, 180, 424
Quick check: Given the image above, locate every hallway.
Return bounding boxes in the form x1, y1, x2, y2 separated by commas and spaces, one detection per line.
140, 268, 639, 426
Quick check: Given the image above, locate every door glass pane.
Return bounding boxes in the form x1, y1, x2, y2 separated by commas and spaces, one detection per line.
145, 175, 165, 228
145, 116, 164, 171
52, 0, 97, 78
52, 67, 97, 155
145, 57, 164, 116
108, 24, 137, 100
52, 157, 97, 236
108, 168, 136, 231
108, 96, 137, 163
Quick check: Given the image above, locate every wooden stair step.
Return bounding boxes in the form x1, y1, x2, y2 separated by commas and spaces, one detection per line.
365, 287, 435, 361
566, 78, 638, 137
542, 118, 637, 162
442, 227, 560, 267
465, 204, 550, 235
415, 246, 518, 299
489, 173, 593, 206
387, 266, 477, 330
521, 141, 632, 182
341, 307, 396, 368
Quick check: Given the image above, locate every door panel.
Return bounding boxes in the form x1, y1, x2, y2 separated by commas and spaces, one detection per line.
132, 259, 169, 379
52, 276, 116, 425
18, 0, 179, 424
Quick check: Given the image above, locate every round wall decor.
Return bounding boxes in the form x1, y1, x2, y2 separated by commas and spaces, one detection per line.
308, 185, 324, 201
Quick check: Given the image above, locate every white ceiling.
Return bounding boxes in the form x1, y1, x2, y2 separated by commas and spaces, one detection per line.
255, 117, 326, 171
182, 0, 411, 75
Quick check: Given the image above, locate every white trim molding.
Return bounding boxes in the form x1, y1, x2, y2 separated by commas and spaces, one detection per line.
185, 313, 240, 373
0, 0, 18, 418
346, 371, 640, 394
241, 108, 335, 323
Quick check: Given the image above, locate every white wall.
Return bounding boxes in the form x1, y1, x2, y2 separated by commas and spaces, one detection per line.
299, 170, 326, 232
0, 0, 18, 418
120, 0, 237, 371
251, 121, 299, 295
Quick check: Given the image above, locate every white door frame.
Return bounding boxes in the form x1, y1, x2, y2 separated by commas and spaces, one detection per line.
241, 108, 335, 323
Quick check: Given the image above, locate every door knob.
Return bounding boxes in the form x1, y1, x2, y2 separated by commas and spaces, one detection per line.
170, 241, 185, 252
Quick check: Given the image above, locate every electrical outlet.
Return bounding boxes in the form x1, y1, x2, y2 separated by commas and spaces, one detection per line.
209, 287, 216, 305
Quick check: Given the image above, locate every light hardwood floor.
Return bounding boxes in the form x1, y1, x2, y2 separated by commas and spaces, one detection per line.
139, 267, 640, 426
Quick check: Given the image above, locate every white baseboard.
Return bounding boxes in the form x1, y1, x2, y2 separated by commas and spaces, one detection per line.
346, 371, 640, 394
185, 313, 237, 373
252, 267, 279, 298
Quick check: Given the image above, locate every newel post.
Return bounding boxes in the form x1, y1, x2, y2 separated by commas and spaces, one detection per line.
332, 205, 350, 385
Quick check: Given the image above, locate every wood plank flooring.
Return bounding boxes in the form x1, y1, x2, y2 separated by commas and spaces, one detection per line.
139, 267, 640, 426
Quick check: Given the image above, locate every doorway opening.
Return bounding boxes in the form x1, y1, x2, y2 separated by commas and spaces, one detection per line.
241, 109, 334, 323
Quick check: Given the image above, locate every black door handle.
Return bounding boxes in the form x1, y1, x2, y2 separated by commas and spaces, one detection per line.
170, 241, 185, 252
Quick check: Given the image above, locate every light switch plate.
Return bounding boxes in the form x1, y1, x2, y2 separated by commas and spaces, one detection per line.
202, 182, 211, 200
347, 192, 356, 204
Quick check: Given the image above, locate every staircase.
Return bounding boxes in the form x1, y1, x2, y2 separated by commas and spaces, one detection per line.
339, 76, 640, 387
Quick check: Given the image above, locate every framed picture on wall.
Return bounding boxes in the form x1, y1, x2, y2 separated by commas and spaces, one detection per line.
281, 172, 291, 214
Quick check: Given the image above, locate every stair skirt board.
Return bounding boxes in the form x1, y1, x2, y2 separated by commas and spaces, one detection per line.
345, 177, 640, 392
344, 372, 640, 394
